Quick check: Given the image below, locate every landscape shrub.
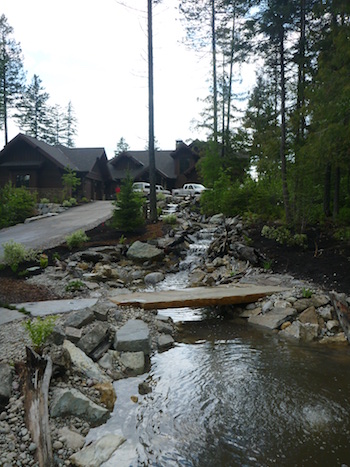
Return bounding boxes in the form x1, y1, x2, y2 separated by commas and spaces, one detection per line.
65, 229, 89, 249
112, 173, 145, 232
163, 213, 177, 225
39, 197, 50, 204
2, 241, 38, 272
0, 182, 36, 228
23, 316, 57, 353
261, 225, 307, 248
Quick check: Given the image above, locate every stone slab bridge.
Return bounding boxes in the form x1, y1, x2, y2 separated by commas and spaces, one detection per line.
110, 284, 288, 310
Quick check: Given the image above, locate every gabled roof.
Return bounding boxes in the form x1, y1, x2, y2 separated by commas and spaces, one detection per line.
108, 150, 176, 180
0, 134, 107, 174
0, 133, 76, 169
58, 146, 107, 173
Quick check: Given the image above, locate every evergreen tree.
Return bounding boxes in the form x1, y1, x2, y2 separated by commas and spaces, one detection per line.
62, 100, 77, 147
115, 137, 130, 156
15, 74, 51, 141
0, 14, 25, 145
112, 173, 145, 232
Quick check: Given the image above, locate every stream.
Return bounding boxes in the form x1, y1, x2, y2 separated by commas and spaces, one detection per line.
87, 227, 350, 466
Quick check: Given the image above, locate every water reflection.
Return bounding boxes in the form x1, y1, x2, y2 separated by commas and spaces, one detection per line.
89, 317, 350, 466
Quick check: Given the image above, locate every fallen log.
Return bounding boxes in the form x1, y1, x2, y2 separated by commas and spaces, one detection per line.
24, 347, 53, 467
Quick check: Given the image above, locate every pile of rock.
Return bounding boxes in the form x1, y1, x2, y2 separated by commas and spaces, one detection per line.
0, 300, 176, 466
238, 288, 348, 344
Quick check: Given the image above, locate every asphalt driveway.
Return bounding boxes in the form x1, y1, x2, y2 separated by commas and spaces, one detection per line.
0, 201, 114, 261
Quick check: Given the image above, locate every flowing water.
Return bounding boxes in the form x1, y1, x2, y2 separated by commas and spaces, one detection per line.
87, 228, 350, 466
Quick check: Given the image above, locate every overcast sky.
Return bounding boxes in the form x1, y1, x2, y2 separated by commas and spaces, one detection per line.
1, 0, 255, 158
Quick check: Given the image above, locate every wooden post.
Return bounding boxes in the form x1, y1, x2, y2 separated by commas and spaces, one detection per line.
330, 292, 350, 343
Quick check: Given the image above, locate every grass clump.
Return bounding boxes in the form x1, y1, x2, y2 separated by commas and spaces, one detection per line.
66, 280, 85, 292
23, 315, 57, 353
65, 229, 89, 250
162, 214, 177, 225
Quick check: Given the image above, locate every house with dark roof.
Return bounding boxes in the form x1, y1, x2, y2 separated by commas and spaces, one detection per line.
0, 134, 204, 200
108, 139, 203, 191
0, 133, 112, 201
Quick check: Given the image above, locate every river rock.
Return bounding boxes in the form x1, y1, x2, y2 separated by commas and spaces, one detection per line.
63, 340, 110, 383
144, 272, 165, 285
120, 351, 145, 375
280, 321, 319, 342
0, 364, 12, 410
50, 387, 110, 426
94, 382, 117, 411
158, 334, 175, 351
64, 309, 95, 329
70, 434, 125, 466
209, 213, 225, 224
127, 241, 164, 262
114, 319, 151, 355
77, 322, 110, 358
58, 426, 85, 451
248, 307, 297, 330
299, 306, 318, 325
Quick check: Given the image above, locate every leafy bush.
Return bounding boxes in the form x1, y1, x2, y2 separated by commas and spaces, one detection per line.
40, 198, 50, 204
0, 182, 36, 228
261, 225, 307, 248
65, 229, 89, 249
2, 241, 38, 272
69, 197, 77, 206
23, 316, 57, 353
112, 173, 145, 232
39, 254, 48, 268
163, 214, 177, 225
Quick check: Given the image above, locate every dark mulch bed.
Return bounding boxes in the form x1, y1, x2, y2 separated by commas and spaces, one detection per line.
246, 223, 350, 294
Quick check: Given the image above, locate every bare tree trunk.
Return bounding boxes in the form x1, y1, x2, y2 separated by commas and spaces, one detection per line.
24, 347, 53, 467
211, 0, 218, 143
279, 28, 291, 224
333, 165, 340, 220
148, 0, 157, 222
323, 162, 331, 217
225, 3, 236, 140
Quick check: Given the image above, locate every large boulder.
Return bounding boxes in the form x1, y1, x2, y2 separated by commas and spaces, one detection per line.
248, 307, 297, 330
280, 321, 319, 342
77, 322, 110, 359
114, 319, 151, 355
70, 434, 125, 467
120, 351, 145, 375
50, 388, 110, 427
126, 241, 164, 262
63, 340, 110, 383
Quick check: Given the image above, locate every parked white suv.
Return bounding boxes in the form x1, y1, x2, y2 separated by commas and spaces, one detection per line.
132, 182, 150, 194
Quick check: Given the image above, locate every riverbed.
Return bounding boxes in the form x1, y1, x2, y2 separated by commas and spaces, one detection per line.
86, 227, 350, 467
87, 307, 350, 466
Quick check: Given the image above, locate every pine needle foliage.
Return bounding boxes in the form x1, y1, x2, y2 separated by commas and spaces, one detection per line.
112, 174, 145, 232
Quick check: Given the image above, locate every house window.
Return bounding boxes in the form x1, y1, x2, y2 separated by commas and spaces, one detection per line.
16, 174, 30, 188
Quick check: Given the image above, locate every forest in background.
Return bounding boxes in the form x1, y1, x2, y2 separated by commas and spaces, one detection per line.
180, 0, 350, 230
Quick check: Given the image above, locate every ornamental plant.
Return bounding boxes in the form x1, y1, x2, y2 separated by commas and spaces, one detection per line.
112, 173, 145, 232
2, 241, 38, 272
65, 229, 89, 250
23, 316, 57, 353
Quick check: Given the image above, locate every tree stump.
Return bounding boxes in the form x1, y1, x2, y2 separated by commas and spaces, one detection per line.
24, 347, 53, 467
